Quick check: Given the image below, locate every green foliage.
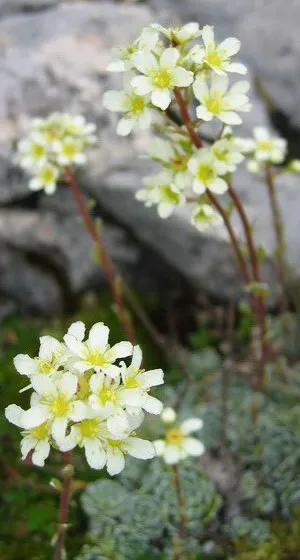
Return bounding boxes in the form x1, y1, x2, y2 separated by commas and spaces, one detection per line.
232, 519, 300, 559
79, 460, 222, 559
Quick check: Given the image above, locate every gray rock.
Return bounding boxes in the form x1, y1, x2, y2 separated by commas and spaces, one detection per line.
0, 0, 297, 313
0, 245, 63, 314
0, 0, 59, 19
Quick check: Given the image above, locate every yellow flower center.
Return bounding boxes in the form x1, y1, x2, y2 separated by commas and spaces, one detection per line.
50, 395, 69, 417
160, 185, 180, 204
84, 349, 108, 367
205, 94, 223, 115
37, 358, 55, 374
196, 163, 215, 183
30, 422, 49, 440
128, 95, 145, 115
78, 418, 100, 439
32, 144, 46, 159
166, 428, 184, 446
205, 49, 224, 69
153, 69, 173, 89
40, 167, 56, 184
98, 387, 117, 404
257, 140, 273, 152
62, 143, 78, 157
124, 376, 140, 389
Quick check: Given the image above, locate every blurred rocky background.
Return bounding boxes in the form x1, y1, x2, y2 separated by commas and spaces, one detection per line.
1, 0, 300, 316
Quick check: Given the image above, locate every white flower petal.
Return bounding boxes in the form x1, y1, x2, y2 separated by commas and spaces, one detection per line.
69, 400, 86, 422
131, 345, 143, 369
208, 177, 228, 194
131, 75, 153, 95
103, 90, 127, 112
219, 111, 242, 125
21, 436, 36, 460
151, 88, 171, 110
126, 437, 155, 459
219, 37, 241, 56
173, 67, 193, 87
160, 47, 180, 68
227, 62, 247, 75
138, 368, 164, 389
31, 375, 56, 396
51, 417, 68, 443
193, 78, 209, 102
5, 404, 25, 427
67, 321, 86, 341
153, 439, 165, 456
202, 25, 215, 49
64, 334, 85, 357
192, 178, 206, 195
181, 418, 203, 434
132, 50, 158, 74
21, 405, 49, 429
196, 105, 213, 121
110, 341, 133, 360
88, 322, 109, 352
85, 440, 106, 470
107, 411, 130, 437
14, 354, 37, 377
32, 440, 50, 467
117, 117, 135, 136
164, 444, 181, 464
182, 437, 205, 456
142, 394, 163, 415
106, 448, 125, 476
211, 75, 229, 96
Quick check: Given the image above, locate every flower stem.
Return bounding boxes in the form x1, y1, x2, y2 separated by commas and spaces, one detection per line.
171, 463, 186, 557
227, 179, 268, 390
173, 89, 251, 285
54, 452, 73, 560
64, 166, 136, 343
173, 88, 268, 392
265, 165, 288, 315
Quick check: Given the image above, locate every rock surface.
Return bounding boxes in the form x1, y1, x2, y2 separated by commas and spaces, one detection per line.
0, 0, 299, 314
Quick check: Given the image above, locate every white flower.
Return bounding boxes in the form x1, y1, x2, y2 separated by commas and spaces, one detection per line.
18, 133, 48, 170
161, 407, 177, 424
251, 127, 287, 164
188, 148, 228, 195
5, 405, 51, 466
64, 321, 132, 377
190, 25, 247, 75
107, 27, 160, 73
154, 416, 204, 465
120, 345, 164, 415
20, 373, 86, 443
28, 163, 59, 195
212, 138, 244, 172
53, 136, 87, 166
132, 48, 193, 110
191, 203, 223, 231
193, 75, 251, 125
151, 22, 201, 45
104, 435, 155, 476
14, 335, 66, 391
103, 75, 154, 136
136, 170, 185, 218
148, 137, 193, 189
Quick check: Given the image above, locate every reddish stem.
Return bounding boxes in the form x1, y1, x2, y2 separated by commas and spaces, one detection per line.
54, 452, 73, 560
65, 167, 136, 343
227, 180, 268, 388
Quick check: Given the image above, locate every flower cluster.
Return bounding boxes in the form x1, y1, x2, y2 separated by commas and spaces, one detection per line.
5, 321, 164, 475
104, 23, 250, 231
17, 113, 96, 194
154, 407, 204, 465
235, 127, 287, 174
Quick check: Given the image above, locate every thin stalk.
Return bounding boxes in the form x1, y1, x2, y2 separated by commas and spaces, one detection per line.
173, 88, 267, 392
54, 452, 73, 560
173, 88, 251, 285
227, 179, 268, 389
64, 167, 136, 343
171, 463, 186, 559
265, 165, 288, 315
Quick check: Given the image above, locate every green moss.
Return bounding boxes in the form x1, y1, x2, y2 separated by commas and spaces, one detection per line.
232, 519, 300, 560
